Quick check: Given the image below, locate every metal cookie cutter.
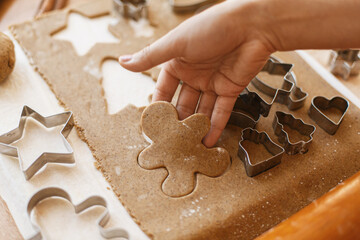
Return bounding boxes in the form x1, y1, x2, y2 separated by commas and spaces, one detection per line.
113, 0, 147, 20
329, 49, 360, 79
308, 96, 349, 135
251, 57, 308, 110
0, 106, 74, 180
228, 57, 308, 130
228, 89, 271, 129
169, 0, 219, 13
27, 187, 129, 240
273, 111, 316, 155
238, 128, 284, 177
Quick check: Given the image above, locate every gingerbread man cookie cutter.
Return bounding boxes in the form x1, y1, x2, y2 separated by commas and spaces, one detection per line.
273, 111, 316, 155
308, 96, 349, 135
26, 187, 129, 240
238, 128, 284, 177
138, 101, 230, 197
0, 106, 74, 180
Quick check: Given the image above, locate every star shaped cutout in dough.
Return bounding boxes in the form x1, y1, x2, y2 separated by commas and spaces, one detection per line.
138, 101, 230, 197
0, 106, 75, 180
53, 13, 119, 56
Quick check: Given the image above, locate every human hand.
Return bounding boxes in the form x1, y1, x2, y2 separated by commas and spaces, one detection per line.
119, 1, 276, 147
119, 0, 360, 147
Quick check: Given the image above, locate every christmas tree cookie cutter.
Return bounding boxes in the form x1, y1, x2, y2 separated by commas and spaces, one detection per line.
273, 111, 316, 155
26, 187, 129, 240
0, 106, 75, 180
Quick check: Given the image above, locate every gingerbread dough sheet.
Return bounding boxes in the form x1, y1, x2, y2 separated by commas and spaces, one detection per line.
9, 1, 360, 240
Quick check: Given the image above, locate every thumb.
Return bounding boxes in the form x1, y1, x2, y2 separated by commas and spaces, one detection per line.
118, 31, 184, 72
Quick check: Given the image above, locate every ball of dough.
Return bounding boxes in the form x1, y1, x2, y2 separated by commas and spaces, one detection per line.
0, 32, 15, 82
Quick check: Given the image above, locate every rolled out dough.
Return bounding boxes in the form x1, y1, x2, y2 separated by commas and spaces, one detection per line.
9, 0, 360, 239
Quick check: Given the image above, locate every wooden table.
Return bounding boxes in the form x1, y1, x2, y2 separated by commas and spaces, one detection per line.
1, 1, 360, 239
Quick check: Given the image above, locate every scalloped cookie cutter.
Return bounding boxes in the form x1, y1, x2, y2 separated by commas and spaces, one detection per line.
238, 128, 284, 177
308, 96, 349, 135
113, 0, 148, 20
252, 57, 308, 110
0, 106, 74, 180
27, 187, 129, 240
273, 111, 316, 155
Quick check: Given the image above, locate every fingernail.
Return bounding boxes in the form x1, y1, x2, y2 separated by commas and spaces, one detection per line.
119, 55, 132, 62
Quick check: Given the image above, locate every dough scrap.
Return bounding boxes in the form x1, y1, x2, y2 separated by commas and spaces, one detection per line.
139, 101, 230, 197
0, 32, 15, 82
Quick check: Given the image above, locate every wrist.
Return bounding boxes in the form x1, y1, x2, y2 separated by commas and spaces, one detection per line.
240, 0, 360, 51
221, 0, 279, 53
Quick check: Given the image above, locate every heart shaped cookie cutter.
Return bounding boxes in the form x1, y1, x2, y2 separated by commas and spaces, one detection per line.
308, 96, 349, 135
26, 187, 129, 240
273, 111, 316, 155
238, 128, 284, 177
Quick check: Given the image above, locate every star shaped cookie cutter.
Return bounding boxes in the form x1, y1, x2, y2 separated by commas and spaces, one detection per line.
0, 106, 75, 180
238, 128, 284, 177
113, 0, 148, 20
329, 49, 360, 79
273, 111, 316, 155
27, 187, 129, 240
